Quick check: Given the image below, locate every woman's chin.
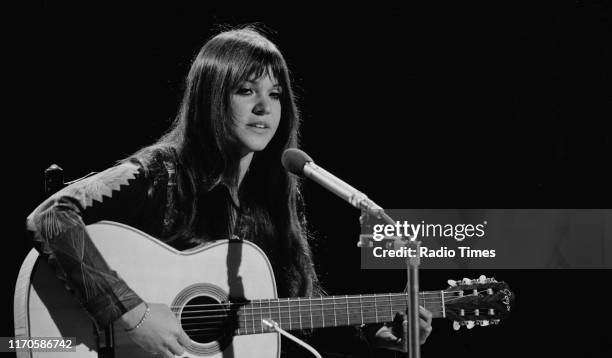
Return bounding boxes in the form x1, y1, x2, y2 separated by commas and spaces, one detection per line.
240, 140, 271, 155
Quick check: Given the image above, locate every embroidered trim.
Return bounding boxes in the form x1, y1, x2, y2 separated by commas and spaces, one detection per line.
58, 162, 140, 209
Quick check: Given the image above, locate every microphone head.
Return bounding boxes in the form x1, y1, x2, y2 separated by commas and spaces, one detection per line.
281, 148, 313, 175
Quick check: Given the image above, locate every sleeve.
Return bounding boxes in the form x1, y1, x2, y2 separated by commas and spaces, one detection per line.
25, 159, 160, 331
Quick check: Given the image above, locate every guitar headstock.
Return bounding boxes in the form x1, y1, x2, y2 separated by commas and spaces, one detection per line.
443, 275, 514, 330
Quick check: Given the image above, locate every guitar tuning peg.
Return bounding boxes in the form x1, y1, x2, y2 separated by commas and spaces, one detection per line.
447, 279, 457, 287
479, 320, 490, 326
478, 275, 486, 283
462, 278, 471, 285
466, 321, 475, 329
453, 321, 461, 330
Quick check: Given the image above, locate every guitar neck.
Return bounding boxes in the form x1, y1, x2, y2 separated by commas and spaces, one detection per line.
234, 291, 446, 335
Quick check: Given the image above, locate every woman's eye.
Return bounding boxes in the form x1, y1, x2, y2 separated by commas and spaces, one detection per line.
270, 92, 281, 100
236, 87, 253, 95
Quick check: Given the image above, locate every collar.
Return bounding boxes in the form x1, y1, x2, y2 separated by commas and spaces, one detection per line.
204, 178, 241, 209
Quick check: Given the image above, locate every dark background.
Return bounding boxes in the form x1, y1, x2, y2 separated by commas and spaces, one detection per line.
7, 1, 611, 357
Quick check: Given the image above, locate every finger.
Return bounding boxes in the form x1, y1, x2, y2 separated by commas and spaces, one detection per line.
377, 326, 399, 342
420, 318, 432, 332
419, 317, 432, 345
391, 311, 406, 339
177, 329, 191, 347
375, 325, 407, 352
386, 332, 401, 343
419, 306, 433, 324
166, 338, 185, 356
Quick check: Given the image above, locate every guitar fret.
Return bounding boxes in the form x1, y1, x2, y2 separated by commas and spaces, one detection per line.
259, 299, 263, 333
267, 299, 271, 327
420, 292, 426, 312
388, 293, 393, 321
321, 296, 325, 328
441, 291, 446, 318
278, 299, 282, 328
243, 309, 248, 335
308, 297, 312, 328
374, 295, 378, 322
333, 297, 337, 326
359, 294, 364, 325
345, 295, 350, 326
298, 297, 303, 330
288, 299, 292, 331
252, 300, 256, 333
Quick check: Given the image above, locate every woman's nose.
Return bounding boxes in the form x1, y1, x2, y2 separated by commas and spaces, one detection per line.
253, 96, 272, 115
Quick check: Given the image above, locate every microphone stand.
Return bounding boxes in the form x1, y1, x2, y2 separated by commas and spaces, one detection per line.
283, 149, 421, 357
402, 238, 421, 358
359, 210, 421, 358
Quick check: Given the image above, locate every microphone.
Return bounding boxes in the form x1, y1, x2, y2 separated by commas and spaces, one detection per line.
281, 148, 392, 222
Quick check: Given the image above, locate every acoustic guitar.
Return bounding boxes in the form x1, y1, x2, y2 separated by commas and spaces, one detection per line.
14, 221, 513, 357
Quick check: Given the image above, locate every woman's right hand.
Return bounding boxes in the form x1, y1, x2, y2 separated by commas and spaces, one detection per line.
119, 302, 191, 357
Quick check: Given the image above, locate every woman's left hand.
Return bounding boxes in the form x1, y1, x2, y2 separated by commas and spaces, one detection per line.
371, 306, 433, 351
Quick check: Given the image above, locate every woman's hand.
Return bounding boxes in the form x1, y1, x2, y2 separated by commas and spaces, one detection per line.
119, 302, 191, 358
371, 306, 433, 351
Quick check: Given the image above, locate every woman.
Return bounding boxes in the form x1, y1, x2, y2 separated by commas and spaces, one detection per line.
27, 26, 431, 357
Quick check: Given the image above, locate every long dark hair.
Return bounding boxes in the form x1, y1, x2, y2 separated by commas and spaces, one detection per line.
134, 26, 319, 297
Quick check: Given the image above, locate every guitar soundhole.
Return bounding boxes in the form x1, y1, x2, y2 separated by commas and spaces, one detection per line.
181, 295, 230, 344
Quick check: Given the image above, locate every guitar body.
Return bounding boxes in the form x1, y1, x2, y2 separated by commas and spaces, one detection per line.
14, 221, 280, 358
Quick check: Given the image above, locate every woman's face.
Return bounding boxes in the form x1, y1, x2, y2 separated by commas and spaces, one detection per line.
231, 73, 282, 156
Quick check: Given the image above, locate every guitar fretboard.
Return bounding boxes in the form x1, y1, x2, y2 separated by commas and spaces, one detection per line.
232, 291, 446, 335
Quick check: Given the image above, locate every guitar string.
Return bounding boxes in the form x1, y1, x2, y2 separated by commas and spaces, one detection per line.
179, 304, 448, 321
174, 293, 478, 315
176, 302, 493, 328
178, 301, 448, 317
168, 296, 442, 310
176, 296, 476, 319
165, 290, 490, 309
179, 301, 447, 318
168, 291, 483, 310
180, 310, 445, 323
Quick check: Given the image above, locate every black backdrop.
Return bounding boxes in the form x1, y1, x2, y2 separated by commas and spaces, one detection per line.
7, 1, 611, 357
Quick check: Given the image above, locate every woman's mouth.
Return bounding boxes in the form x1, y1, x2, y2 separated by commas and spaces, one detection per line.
247, 122, 269, 129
